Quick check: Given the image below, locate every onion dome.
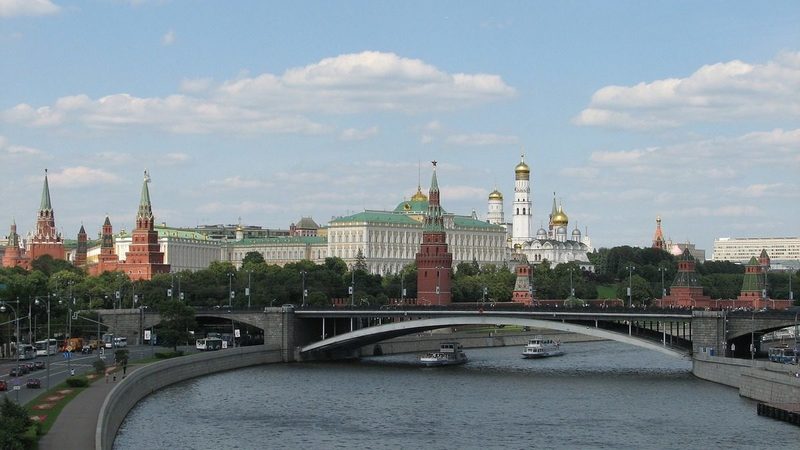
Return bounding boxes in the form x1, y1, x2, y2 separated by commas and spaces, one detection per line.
488, 189, 503, 201
536, 227, 547, 239
410, 186, 428, 202
551, 205, 568, 226
572, 227, 582, 238
513, 243, 522, 251
515, 155, 530, 180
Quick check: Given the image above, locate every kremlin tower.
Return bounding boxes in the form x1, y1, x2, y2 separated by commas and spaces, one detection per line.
27, 170, 65, 261
2, 220, 29, 269
652, 216, 666, 250
88, 216, 120, 276
118, 171, 170, 281
74, 225, 88, 267
661, 248, 711, 308
415, 161, 453, 305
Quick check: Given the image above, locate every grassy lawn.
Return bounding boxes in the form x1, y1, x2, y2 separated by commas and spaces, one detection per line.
596, 284, 618, 299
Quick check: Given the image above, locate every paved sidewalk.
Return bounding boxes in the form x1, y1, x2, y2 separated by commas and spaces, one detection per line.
39, 368, 135, 450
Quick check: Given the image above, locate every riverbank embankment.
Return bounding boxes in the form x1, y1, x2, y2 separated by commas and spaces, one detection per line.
692, 352, 800, 405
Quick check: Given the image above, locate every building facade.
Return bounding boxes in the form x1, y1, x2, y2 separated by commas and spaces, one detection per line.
713, 237, 800, 268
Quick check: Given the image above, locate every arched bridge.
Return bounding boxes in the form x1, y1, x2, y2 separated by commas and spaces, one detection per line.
93, 306, 799, 362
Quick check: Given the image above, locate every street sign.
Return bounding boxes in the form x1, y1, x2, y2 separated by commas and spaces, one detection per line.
222, 341, 228, 349
245, 288, 250, 296
144, 330, 151, 340
234, 329, 240, 338
13, 385, 20, 391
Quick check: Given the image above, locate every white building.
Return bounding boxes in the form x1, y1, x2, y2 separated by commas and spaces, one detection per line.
500, 155, 592, 269
712, 237, 800, 268
113, 225, 222, 272
327, 186, 507, 275
225, 236, 328, 269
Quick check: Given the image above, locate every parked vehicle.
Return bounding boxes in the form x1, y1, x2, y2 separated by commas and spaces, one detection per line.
0, 380, 7, 391
26, 378, 41, 388
768, 346, 796, 364
81, 344, 93, 354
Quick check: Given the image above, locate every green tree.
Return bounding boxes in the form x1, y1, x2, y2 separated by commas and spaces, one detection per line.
354, 249, 368, 272
616, 274, 653, 306
0, 396, 32, 450
158, 300, 197, 351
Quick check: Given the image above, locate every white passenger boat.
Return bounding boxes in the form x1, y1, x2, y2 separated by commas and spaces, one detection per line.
521, 336, 563, 358
419, 342, 468, 367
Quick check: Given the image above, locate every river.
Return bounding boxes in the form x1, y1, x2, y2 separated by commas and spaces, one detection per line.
114, 341, 800, 449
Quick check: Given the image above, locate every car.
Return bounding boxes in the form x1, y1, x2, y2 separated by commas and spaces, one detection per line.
25, 362, 37, 371
9, 366, 23, 377
0, 380, 7, 391
33, 361, 45, 370
26, 378, 41, 389
19, 365, 30, 375
81, 344, 93, 354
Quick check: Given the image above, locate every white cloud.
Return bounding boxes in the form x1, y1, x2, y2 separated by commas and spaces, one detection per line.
44, 166, 120, 188
574, 51, 800, 129
0, 0, 60, 18
444, 133, 518, 146
339, 126, 379, 141
0, 135, 44, 157
161, 29, 175, 46
160, 152, 190, 165
95, 151, 133, 165
2, 51, 514, 135
209, 176, 272, 190
721, 183, 794, 199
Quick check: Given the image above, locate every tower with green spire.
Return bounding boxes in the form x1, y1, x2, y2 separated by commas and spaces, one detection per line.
28, 169, 65, 262
120, 170, 170, 281
415, 161, 453, 305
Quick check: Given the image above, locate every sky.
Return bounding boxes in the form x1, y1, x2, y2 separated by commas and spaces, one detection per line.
1, 0, 799, 254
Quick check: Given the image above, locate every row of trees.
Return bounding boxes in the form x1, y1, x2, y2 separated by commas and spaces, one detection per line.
1, 249, 798, 345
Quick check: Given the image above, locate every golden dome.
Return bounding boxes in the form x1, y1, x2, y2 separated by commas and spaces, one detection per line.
488, 189, 503, 200
515, 155, 530, 180
410, 186, 428, 202
513, 243, 522, 250
551, 206, 568, 226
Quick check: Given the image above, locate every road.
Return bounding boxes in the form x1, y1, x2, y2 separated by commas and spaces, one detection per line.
0, 345, 163, 405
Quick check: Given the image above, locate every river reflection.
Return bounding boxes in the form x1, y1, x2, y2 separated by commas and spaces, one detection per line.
115, 341, 800, 449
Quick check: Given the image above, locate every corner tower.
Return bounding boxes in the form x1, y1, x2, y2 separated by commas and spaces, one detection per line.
511, 154, 532, 247
415, 161, 453, 305
119, 170, 170, 281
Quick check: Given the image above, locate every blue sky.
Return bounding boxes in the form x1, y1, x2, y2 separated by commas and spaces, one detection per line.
1, 0, 799, 254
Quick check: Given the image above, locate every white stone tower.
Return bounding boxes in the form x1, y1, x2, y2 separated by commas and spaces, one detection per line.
512, 154, 532, 247
487, 188, 504, 225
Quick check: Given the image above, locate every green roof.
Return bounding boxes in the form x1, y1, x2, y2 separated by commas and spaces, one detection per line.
393, 200, 430, 213
331, 211, 420, 226
453, 216, 504, 230
154, 226, 212, 241
233, 236, 327, 246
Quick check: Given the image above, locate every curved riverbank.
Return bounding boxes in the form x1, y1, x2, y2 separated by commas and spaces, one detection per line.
97, 345, 283, 450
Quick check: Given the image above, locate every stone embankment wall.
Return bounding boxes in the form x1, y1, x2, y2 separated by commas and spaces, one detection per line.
692, 353, 800, 403
97, 345, 283, 450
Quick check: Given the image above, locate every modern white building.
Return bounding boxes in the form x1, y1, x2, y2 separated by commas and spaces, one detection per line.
712, 237, 800, 268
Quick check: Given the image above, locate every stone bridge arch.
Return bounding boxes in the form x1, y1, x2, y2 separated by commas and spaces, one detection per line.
300, 316, 690, 359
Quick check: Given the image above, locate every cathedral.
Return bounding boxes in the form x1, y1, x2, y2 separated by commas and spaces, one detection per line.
487, 155, 592, 269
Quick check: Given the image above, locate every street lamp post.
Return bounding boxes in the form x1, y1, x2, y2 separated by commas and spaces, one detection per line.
400, 274, 405, 305
658, 267, 667, 308
789, 271, 794, 302
246, 270, 252, 308
227, 272, 234, 308
0, 302, 21, 402
35, 296, 52, 390
302, 270, 308, 307
349, 269, 354, 307
436, 266, 442, 306
568, 267, 575, 298
626, 265, 635, 308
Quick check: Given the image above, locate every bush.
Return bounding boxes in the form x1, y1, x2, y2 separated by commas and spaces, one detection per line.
93, 359, 106, 374
65, 377, 89, 388
154, 350, 184, 359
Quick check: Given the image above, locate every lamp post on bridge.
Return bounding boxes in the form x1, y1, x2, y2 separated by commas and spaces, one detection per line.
658, 266, 667, 308
626, 265, 635, 308
568, 267, 575, 298
227, 272, 234, 308
301, 270, 308, 307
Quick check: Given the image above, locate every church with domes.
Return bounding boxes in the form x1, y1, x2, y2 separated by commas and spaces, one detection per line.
486, 155, 593, 269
